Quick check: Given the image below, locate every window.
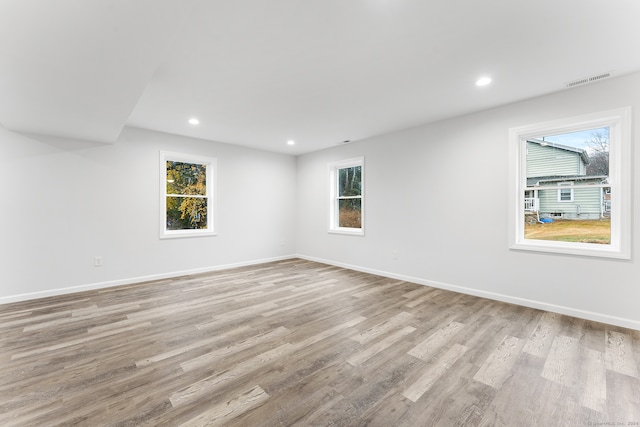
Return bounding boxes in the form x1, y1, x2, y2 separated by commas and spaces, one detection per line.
329, 157, 364, 235
160, 151, 216, 239
557, 182, 574, 202
509, 107, 631, 259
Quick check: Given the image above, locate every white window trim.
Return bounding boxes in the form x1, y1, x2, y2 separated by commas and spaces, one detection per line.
160, 151, 217, 239
557, 182, 574, 202
508, 107, 631, 259
328, 157, 365, 236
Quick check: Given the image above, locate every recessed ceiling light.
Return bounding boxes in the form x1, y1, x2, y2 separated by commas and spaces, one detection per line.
287, 140, 295, 146
476, 76, 492, 87
188, 118, 200, 125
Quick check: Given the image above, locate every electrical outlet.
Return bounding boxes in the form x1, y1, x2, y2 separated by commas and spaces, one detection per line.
94, 256, 104, 267
392, 250, 399, 260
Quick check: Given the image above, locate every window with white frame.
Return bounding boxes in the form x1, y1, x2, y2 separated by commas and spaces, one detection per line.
508, 107, 631, 259
557, 182, 574, 202
160, 151, 216, 239
329, 157, 364, 235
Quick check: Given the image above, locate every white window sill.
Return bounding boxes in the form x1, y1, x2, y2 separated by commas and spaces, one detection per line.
328, 228, 365, 237
160, 230, 218, 239
510, 239, 628, 260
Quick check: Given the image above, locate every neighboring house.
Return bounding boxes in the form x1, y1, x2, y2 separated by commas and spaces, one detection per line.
525, 139, 609, 220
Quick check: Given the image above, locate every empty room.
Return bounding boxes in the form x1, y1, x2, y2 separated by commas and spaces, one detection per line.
1, 1, 639, 426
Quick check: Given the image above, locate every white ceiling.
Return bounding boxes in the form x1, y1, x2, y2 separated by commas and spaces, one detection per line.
1, 0, 639, 155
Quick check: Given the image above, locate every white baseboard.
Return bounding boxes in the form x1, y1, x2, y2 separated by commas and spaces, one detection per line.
0, 255, 297, 305
296, 254, 640, 331
4, 253, 638, 331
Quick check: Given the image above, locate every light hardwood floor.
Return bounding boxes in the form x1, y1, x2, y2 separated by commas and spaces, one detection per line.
1, 259, 639, 426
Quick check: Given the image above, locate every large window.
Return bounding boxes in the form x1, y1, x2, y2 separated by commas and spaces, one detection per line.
329, 157, 364, 235
160, 151, 216, 239
509, 108, 631, 259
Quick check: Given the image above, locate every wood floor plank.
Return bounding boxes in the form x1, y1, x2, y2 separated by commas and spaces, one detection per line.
352, 280, 398, 298
350, 311, 413, 344
473, 335, 523, 389
605, 370, 640, 422
0, 309, 78, 330
347, 325, 416, 366
405, 292, 438, 308
1, 258, 639, 426
180, 326, 291, 372
580, 348, 607, 412
401, 286, 434, 300
522, 311, 561, 358
178, 385, 269, 427
196, 301, 281, 330
136, 325, 254, 367
407, 320, 465, 361
606, 330, 639, 378
260, 283, 364, 317
403, 343, 469, 402
169, 342, 294, 407
541, 334, 580, 387
10, 321, 153, 360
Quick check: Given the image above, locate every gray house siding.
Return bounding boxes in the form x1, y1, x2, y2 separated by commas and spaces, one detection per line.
526, 139, 606, 220
537, 185, 604, 219
526, 141, 585, 177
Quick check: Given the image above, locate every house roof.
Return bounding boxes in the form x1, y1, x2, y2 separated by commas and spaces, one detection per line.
527, 139, 591, 165
527, 175, 608, 186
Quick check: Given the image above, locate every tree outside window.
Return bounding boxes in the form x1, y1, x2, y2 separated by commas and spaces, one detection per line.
329, 157, 364, 235
337, 166, 362, 228
160, 151, 216, 238
166, 161, 208, 230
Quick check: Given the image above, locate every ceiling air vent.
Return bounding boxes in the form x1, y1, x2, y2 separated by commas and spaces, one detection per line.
565, 72, 613, 88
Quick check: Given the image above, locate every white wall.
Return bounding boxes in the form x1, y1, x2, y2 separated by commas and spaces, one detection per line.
296, 71, 640, 330
0, 126, 297, 302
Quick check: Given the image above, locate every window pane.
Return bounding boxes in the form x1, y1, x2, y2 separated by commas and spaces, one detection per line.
558, 184, 573, 202
166, 161, 207, 196
338, 166, 361, 197
511, 108, 630, 259
338, 199, 361, 228
527, 127, 609, 178
166, 196, 208, 230
524, 127, 610, 245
